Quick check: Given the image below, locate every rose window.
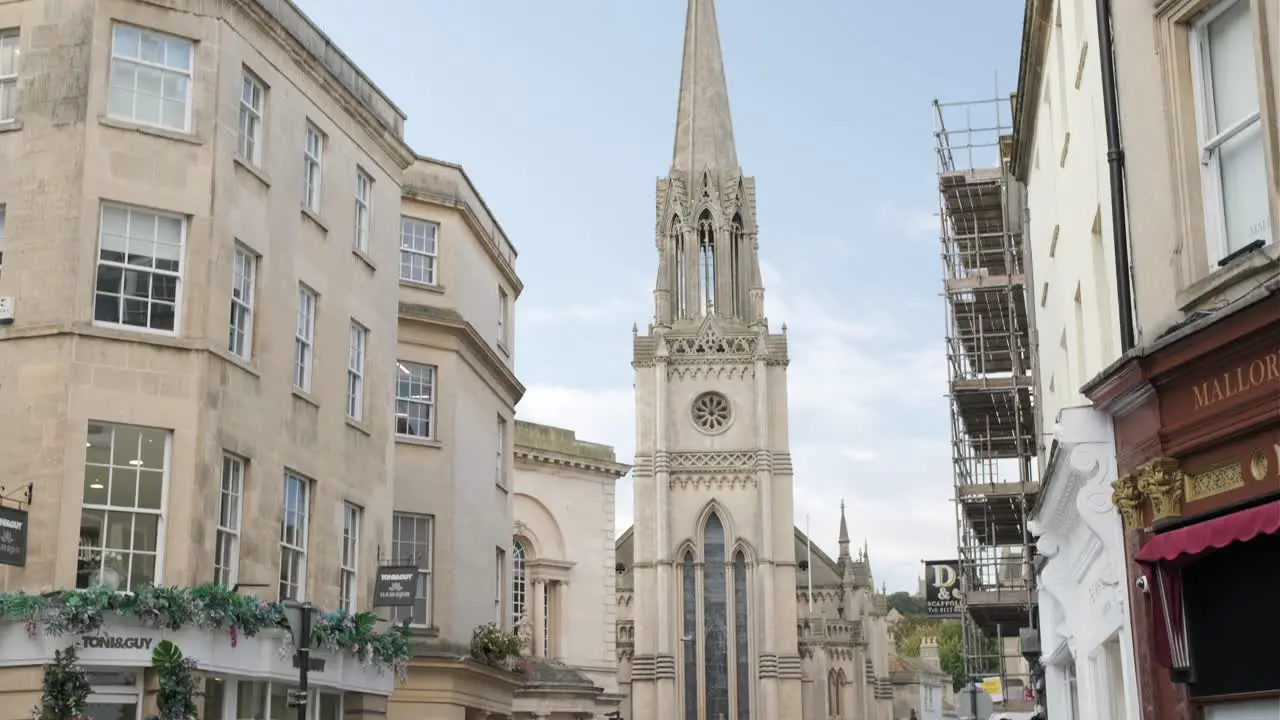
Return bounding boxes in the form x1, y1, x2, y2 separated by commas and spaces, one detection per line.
691, 392, 732, 433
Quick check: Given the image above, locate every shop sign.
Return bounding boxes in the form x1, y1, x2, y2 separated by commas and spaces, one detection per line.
79, 634, 155, 651
372, 566, 417, 608
1189, 347, 1280, 412
924, 560, 962, 618
0, 506, 28, 567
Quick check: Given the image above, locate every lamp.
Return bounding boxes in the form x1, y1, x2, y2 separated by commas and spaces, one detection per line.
282, 600, 314, 720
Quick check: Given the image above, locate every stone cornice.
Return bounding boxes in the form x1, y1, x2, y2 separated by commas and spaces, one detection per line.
225, 0, 414, 171
398, 302, 525, 404
1011, 0, 1051, 181
402, 182, 523, 294
513, 447, 631, 478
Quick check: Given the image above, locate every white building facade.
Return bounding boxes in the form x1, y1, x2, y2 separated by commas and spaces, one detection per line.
1011, 1, 1141, 718
1027, 407, 1140, 720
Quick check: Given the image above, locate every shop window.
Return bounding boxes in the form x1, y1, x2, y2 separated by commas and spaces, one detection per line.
231, 680, 342, 720
84, 670, 142, 720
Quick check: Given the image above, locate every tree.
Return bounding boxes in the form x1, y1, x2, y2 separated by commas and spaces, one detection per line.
937, 620, 967, 691
886, 591, 927, 616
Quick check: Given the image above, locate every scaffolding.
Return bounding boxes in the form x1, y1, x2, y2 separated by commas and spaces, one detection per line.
933, 95, 1039, 711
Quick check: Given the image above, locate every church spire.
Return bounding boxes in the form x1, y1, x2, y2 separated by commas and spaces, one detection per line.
671, 0, 739, 178
838, 500, 851, 560
652, 0, 763, 329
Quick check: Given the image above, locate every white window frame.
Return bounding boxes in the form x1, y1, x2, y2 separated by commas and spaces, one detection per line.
494, 547, 505, 626
106, 23, 193, 133
84, 670, 144, 720
390, 513, 433, 628
354, 169, 372, 253
294, 284, 316, 392
228, 244, 256, 360
394, 361, 436, 439
215, 453, 245, 587
346, 321, 367, 421
0, 29, 19, 123
340, 502, 360, 612
94, 203, 186, 335
498, 286, 509, 348
279, 471, 310, 602
78, 422, 171, 593
399, 217, 438, 285
495, 415, 506, 488
1188, 0, 1269, 263
303, 122, 324, 212
511, 539, 526, 629
238, 70, 264, 167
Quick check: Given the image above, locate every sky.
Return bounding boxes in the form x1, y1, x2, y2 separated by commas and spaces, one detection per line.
295, 0, 1023, 594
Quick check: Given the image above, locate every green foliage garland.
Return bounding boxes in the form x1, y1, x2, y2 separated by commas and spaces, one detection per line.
149, 641, 201, 720
37, 646, 91, 720
0, 583, 411, 677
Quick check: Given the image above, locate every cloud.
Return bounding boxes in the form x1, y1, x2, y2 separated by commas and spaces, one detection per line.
522, 297, 647, 325
515, 261, 955, 593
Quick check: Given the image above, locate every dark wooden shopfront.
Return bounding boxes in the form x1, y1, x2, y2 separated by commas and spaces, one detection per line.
1084, 290, 1280, 720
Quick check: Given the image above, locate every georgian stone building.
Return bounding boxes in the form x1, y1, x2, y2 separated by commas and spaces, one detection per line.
0, 0, 413, 712
608, 13, 898, 716
510, 420, 630, 720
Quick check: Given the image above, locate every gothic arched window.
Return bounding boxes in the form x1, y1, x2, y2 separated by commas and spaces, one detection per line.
511, 538, 527, 630
680, 513, 753, 719
730, 214, 744, 317
827, 669, 839, 716
697, 211, 715, 314
733, 550, 750, 720
672, 215, 687, 318
681, 552, 697, 720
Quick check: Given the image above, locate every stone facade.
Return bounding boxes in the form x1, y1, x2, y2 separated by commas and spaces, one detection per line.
511, 420, 630, 720
613, 2, 896, 718
0, 0, 415, 712
388, 157, 528, 720
0, 0, 411, 602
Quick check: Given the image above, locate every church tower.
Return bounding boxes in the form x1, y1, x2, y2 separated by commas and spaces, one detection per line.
628, 1, 804, 717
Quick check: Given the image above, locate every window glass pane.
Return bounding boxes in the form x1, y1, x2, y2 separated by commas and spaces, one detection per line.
734, 551, 750, 719
681, 554, 697, 720
1206, 0, 1258, 127
1218, 121, 1272, 252
1203, 700, 1280, 720
702, 514, 729, 718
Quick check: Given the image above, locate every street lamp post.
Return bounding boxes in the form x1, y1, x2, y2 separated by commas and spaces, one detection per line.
283, 601, 314, 720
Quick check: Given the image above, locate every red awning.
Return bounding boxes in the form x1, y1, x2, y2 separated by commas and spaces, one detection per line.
1136, 498, 1280, 565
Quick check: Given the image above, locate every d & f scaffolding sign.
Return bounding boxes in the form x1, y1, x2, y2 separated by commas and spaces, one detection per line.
924, 560, 961, 618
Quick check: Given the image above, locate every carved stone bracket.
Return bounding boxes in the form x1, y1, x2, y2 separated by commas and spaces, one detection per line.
1111, 473, 1143, 529
1112, 457, 1189, 528
1136, 457, 1186, 523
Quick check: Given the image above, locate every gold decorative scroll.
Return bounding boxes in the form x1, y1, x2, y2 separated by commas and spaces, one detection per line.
1183, 462, 1244, 503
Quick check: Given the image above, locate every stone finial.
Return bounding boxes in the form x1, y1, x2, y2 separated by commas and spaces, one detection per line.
1111, 473, 1142, 529
1136, 457, 1186, 523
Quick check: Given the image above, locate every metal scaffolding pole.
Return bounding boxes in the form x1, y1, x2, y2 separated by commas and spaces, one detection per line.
934, 95, 1040, 711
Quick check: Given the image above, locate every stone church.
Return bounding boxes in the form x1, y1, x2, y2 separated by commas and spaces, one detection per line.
612, 1, 896, 718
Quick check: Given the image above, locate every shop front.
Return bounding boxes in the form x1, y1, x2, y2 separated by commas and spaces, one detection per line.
1085, 291, 1280, 720
0, 587, 407, 720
